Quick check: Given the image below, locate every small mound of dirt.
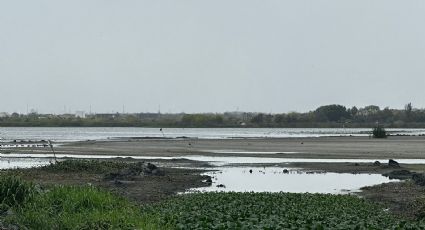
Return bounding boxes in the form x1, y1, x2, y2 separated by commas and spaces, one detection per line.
373, 161, 381, 166
412, 173, 425, 186
383, 170, 414, 180
104, 162, 163, 180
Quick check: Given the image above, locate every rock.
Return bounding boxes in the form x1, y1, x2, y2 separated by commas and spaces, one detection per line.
216, 184, 226, 188
388, 159, 400, 167
249, 169, 253, 174
283, 169, 289, 174
205, 177, 212, 184
354, 163, 360, 166
373, 161, 381, 166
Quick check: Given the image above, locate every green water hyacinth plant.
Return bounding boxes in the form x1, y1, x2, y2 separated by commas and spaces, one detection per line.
142, 192, 425, 229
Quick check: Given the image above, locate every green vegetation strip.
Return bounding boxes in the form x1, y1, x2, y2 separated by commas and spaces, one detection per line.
143, 192, 424, 229
39, 159, 133, 173
0, 176, 162, 230
1, 175, 425, 229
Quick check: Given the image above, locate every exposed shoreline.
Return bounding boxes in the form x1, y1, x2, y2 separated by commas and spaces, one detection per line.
6, 135, 423, 159
3, 136, 425, 220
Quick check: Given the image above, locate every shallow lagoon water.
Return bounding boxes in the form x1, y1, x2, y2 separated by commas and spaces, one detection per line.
2, 153, 425, 166
0, 154, 403, 194
2, 127, 425, 142
0, 158, 51, 169
192, 167, 398, 194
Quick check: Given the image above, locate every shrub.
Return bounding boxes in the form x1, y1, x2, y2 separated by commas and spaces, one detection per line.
372, 126, 387, 138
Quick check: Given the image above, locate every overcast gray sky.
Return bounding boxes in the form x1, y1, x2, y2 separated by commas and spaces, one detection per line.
1, 0, 424, 114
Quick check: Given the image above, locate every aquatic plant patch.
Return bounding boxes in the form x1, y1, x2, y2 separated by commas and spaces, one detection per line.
142, 192, 425, 229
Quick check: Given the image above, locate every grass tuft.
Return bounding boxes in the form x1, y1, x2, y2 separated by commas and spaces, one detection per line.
7, 185, 165, 230
0, 176, 36, 208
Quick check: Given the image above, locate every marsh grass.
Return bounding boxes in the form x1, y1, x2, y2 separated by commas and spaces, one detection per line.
0, 176, 36, 208
40, 160, 134, 173
7, 185, 165, 230
3, 174, 425, 229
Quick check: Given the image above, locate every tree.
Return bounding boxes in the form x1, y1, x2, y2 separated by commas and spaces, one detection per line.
350, 106, 358, 116
405, 103, 413, 117
251, 113, 264, 124
314, 105, 349, 122
405, 103, 413, 113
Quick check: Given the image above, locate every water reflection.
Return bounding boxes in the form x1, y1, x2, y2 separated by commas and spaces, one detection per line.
0, 158, 50, 169
0, 156, 401, 194
1, 127, 425, 142
2, 153, 425, 166
191, 167, 398, 194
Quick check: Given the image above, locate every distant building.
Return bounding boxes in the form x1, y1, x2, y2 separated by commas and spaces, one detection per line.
58, 114, 76, 119
75, 111, 86, 118
88, 113, 118, 119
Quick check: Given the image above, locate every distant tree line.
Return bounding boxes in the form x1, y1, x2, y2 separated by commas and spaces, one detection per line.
0, 103, 425, 128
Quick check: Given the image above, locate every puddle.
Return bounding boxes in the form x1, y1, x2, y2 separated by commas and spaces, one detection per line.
0, 144, 50, 148
0, 158, 51, 169
202, 150, 303, 154
191, 167, 399, 194
2, 153, 425, 166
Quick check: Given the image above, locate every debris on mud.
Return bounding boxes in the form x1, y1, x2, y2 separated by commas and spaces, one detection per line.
412, 173, 425, 186
104, 162, 164, 180
383, 170, 414, 180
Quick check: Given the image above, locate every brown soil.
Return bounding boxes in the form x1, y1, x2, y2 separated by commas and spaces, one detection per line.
4, 136, 425, 159
5, 160, 211, 204
360, 181, 425, 220
284, 162, 425, 174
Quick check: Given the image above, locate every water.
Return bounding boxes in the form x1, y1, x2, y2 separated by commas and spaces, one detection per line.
1, 127, 425, 142
0, 157, 51, 169
0, 154, 404, 194
2, 153, 425, 166
192, 167, 398, 194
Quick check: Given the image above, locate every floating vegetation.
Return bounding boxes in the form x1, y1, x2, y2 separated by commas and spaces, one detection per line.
142, 192, 425, 229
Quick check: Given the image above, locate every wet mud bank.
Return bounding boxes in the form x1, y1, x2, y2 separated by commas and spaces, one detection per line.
2, 159, 211, 204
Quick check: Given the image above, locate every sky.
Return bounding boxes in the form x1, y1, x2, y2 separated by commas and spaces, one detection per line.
1, 0, 424, 114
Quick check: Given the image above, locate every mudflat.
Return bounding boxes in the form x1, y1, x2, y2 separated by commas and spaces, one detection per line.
34, 136, 425, 159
